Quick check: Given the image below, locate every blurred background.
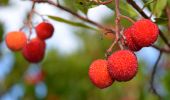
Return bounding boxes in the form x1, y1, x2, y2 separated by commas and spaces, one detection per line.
0, 0, 170, 100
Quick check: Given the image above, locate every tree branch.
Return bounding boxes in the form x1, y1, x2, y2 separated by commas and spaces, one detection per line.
166, 6, 170, 32
152, 45, 170, 53
31, 0, 115, 33
28, 1, 36, 41
120, 14, 135, 24
150, 51, 163, 99
114, 0, 123, 49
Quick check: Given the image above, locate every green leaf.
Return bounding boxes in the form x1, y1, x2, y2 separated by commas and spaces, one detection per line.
143, 0, 155, 8
48, 15, 97, 31
0, 0, 9, 6
168, 0, 170, 6
75, 0, 93, 14
151, 0, 167, 17
63, 0, 96, 14
155, 17, 168, 25
107, 0, 138, 18
0, 23, 4, 42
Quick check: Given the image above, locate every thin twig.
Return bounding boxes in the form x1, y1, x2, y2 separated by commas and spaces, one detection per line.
33, 10, 46, 21
150, 51, 163, 99
106, 38, 118, 57
105, 0, 121, 58
120, 14, 135, 24
166, 6, 170, 32
115, 0, 123, 49
27, 1, 36, 41
152, 45, 170, 53
31, 0, 115, 34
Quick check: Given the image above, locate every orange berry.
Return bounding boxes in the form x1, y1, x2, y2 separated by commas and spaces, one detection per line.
89, 59, 114, 89
5, 31, 27, 51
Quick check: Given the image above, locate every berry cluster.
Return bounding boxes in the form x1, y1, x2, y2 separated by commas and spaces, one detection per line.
89, 19, 159, 89
5, 22, 54, 63
89, 50, 137, 89
124, 19, 159, 51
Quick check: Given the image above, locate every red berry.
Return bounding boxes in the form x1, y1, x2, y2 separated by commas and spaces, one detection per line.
123, 27, 141, 51
89, 59, 114, 89
35, 22, 54, 40
5, 31, 27, 51
132, 19, 159, 47
22, 38, 46, 63
108, 50, 138, 82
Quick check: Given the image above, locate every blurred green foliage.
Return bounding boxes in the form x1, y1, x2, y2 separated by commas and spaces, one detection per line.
0, 0, 9, 6
0, 23, 4, 42
0, 0, 170, 100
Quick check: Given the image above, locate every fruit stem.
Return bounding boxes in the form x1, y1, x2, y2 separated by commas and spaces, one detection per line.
120, 15, 135, 24
106, 38, 118, 57
115, 0, 123, 50
94, 0, 113, 5
27, 1, 36, 41
152, 45, 170, 53
33, 10, 46, 21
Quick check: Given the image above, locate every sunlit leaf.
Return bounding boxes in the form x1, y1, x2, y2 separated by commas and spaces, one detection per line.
150, 0, 167, 17
48, 15, 97, 31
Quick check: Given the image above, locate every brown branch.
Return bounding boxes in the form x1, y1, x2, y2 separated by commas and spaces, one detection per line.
166, 6, 170, 32
152, 45, 170, 53
126, 0, 170, 48
150, 51, 163, 99
105, 0, 120, 58
115, 0, 123, 49
31, 0, 115, 34
120, 14, 135, 24
106, 38, 118, 57
126, 0, 148, 18
27, 1, 36, 41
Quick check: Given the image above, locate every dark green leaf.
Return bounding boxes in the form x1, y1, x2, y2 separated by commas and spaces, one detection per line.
48, 15, 97, 31
0, 23, 4, 42
0, 0, 9, 6
63, 0, 95, 14
143, 0, 155, 8
150, 0, 167, 17
155, 17, 168, 25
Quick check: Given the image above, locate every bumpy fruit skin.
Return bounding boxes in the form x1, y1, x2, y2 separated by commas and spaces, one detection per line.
35, 22, 54, 40
132, 19, 159, 47
89, 59, 114, 89
5, 31, 27, 51
108, 50, 138, 82
22, 38, 46, 63
124, 27, 141, 51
